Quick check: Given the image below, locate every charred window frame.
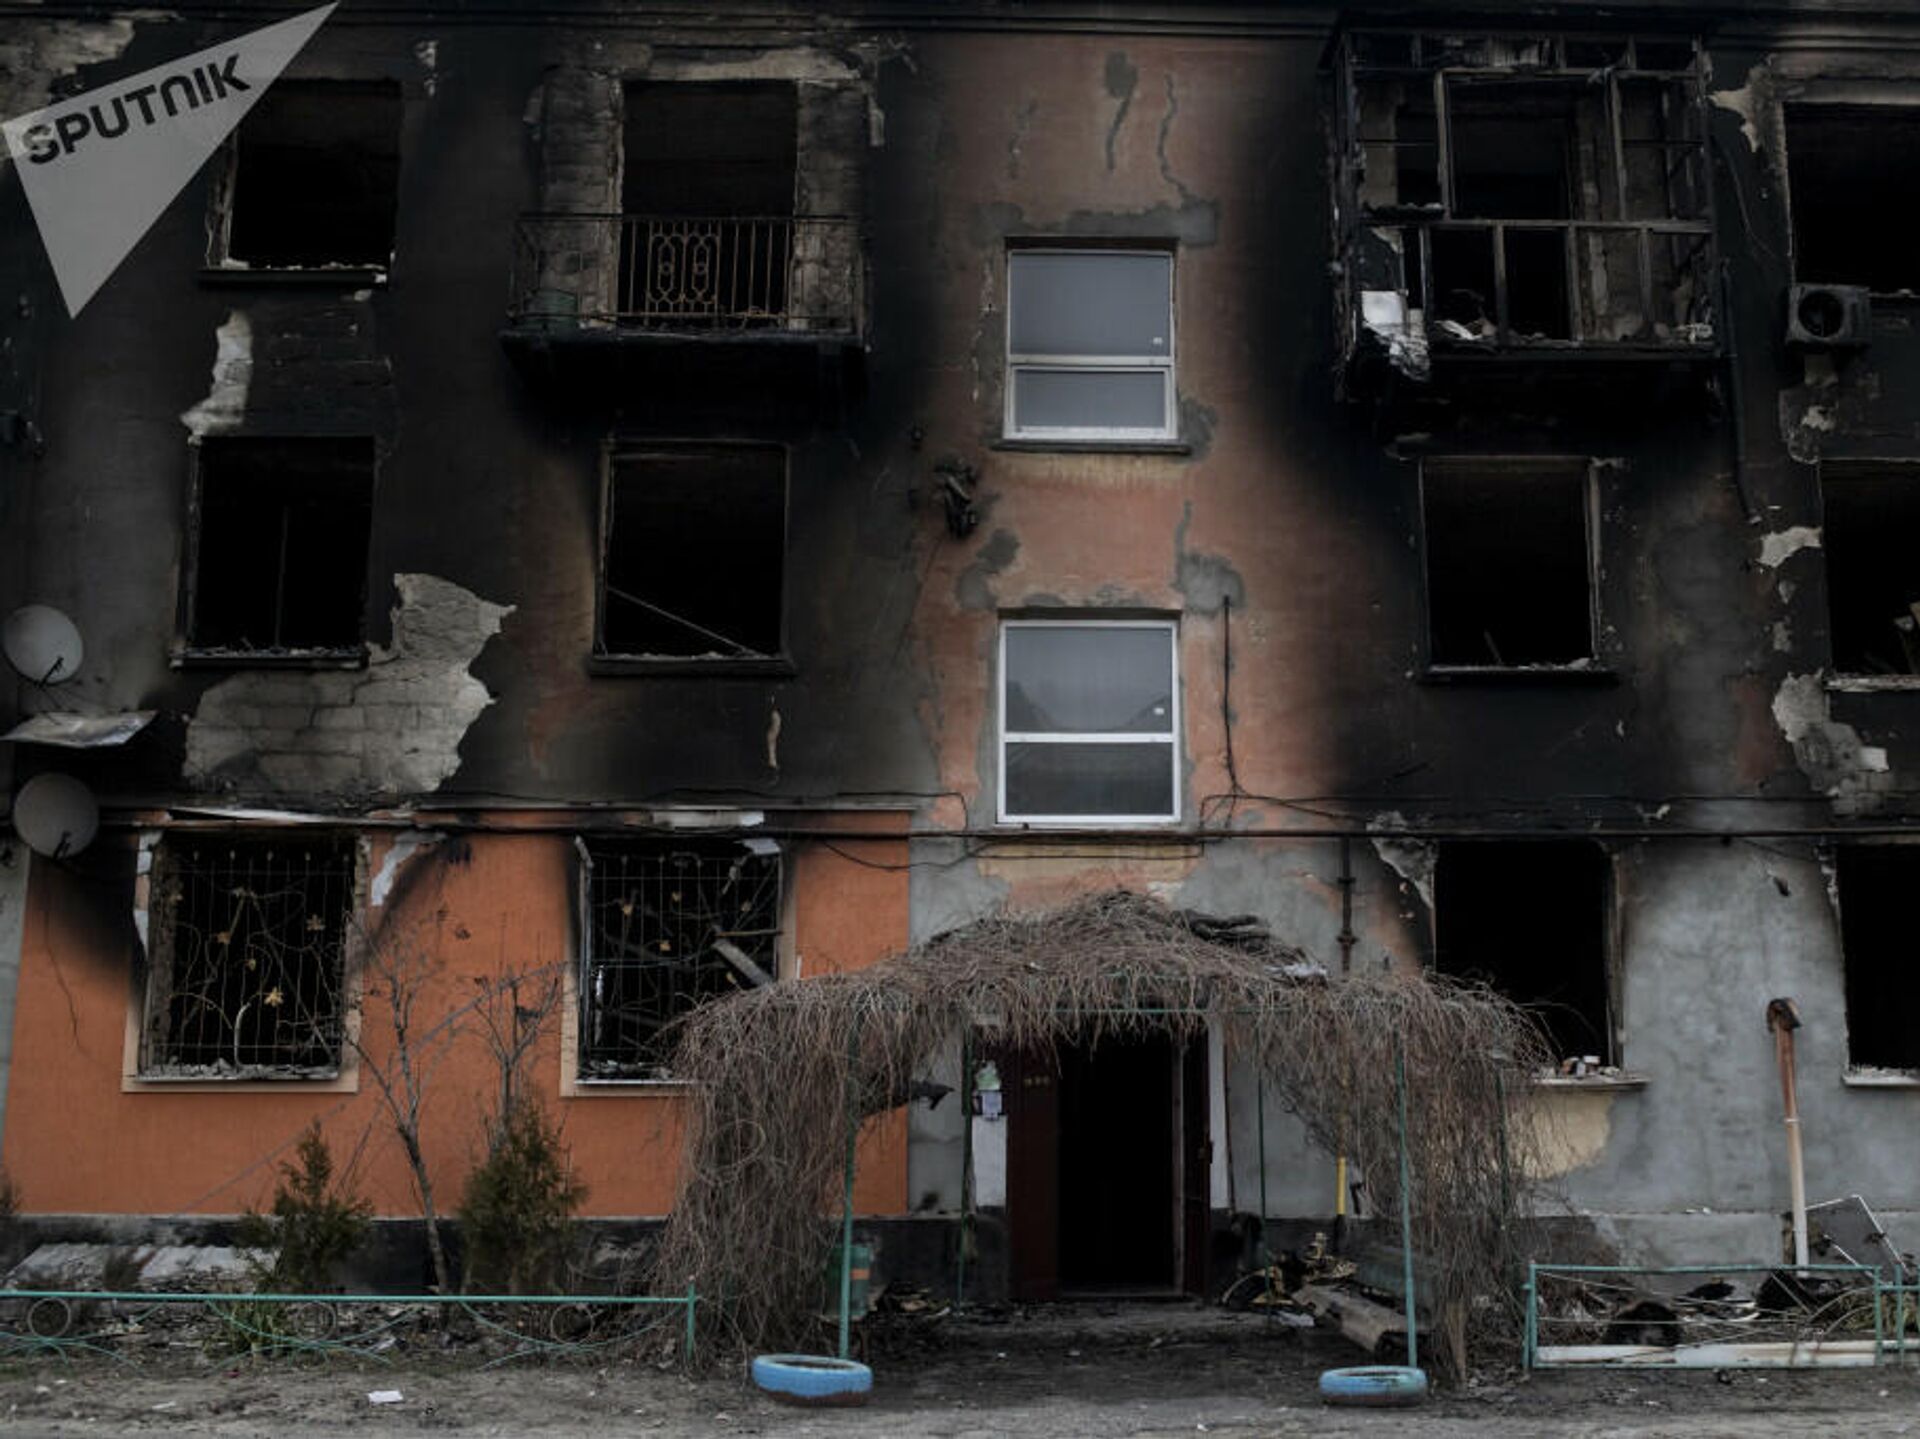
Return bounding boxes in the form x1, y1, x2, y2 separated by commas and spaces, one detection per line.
177, 436, 376, 665
1004, 248, 1177, 443
139, 833, 361, 1080
1819, 461, 1920, 682
208, 80, 401, 276
594, 444, 788, 672
998, 619, 1181, 825
575, 836, 783, 1082
1832, 844, 1920, 1074
1419, 458, 1601, 675
1784, 104, 1920, 295
1434, 839, 1617, 1069
1335, 31, 1715, 354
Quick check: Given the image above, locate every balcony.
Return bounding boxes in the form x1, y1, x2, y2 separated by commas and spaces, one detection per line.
500, 214, 864, 419
1333, 30, 1719, 401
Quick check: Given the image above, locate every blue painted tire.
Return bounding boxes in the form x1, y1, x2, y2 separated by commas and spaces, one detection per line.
751, 1353, 874, 1406
1319, 1365, 1429, 1407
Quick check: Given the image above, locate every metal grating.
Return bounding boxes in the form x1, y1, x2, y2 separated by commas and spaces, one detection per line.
579, 839, 781, 1080
142, 835, 356, 1077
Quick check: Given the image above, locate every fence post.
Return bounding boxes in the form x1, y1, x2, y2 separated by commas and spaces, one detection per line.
1396, 1034, 1419, 1373
838, 1014, 862, 1361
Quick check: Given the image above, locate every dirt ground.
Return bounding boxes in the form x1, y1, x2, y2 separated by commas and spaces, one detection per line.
2, 1302, 1919, 1437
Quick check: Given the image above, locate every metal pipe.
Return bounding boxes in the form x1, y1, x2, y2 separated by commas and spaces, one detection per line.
839, 1016, 861, 1360
1256, 1068, 1269, 1263
957, 1026, 974, 1308
1768, 998, 1809, 1273
1396, 1035, 1419, 1372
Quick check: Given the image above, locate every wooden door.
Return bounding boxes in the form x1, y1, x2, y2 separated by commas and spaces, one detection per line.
1002, 1045, 1060, 1301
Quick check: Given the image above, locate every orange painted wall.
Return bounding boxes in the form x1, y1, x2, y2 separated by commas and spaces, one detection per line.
2, 822, 909, 1219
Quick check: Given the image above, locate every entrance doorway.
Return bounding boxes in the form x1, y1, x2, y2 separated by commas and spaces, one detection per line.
1003, 1032, 1209, 1300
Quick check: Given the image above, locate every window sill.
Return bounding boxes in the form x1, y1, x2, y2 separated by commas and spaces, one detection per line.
568, 1077, 695, 1095
1531, 1072, 1649, 1092
199, 265, 389, 289
992, 817, 1185, 831
993, 438, 1191, 456
123, 1069, 357, 1095
1419, 664, 1617, 686
588, 654, 796, 678
1842, 1069, 1920, 1088
173, 647, 368, 670
1826, 674, 1920, 694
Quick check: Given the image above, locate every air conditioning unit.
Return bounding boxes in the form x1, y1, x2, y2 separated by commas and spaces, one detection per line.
1786, 284, 1872, 350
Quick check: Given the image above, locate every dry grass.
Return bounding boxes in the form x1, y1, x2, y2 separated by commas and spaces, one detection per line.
649, 891, 1549, 1378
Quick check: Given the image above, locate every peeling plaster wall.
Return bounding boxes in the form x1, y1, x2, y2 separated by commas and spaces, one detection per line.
186, 574, 510, 799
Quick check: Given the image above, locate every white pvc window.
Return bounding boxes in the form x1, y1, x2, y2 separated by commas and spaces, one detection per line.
998, 620, 1180, 824
1005, 250, 1175, 441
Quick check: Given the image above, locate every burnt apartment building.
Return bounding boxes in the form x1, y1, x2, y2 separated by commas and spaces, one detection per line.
2, 0, 1920, 1299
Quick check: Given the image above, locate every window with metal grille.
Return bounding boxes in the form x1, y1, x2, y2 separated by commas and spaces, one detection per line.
140, 835, 357, 1078
578, 837, 782, 1081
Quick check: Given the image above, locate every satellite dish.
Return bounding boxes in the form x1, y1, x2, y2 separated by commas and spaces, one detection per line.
3, 605, 84, 684
12, 772, 100, 858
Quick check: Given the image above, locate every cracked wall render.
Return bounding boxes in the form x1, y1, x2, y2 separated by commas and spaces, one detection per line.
185, 573, 511, 798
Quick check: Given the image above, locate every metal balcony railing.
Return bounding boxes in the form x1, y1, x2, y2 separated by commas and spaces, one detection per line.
508, 214, 861, 335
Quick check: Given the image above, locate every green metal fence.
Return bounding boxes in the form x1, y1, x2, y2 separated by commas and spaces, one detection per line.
0, 1286, 698, 1368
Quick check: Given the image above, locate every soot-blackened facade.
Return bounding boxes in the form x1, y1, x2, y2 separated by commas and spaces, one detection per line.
5, 0, 1920, 1294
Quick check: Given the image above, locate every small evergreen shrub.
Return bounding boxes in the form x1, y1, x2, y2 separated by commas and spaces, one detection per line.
460, 1102, 587, 1294
238, 1122, 372, 1293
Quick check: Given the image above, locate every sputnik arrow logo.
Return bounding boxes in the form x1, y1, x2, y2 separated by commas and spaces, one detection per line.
1, 4, 337, 318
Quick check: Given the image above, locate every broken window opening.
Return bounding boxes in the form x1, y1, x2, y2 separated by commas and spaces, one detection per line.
1834, 845, 1920, 1071
1786, 105, 1920, 294
141, 834, 357, 1078
1422, 461, 1595, 669
598, 446, 785, 660
219, 81, 401, 270
184, 437, 375, 657
1339, 32, 1712, 357
999, 619, 1179, 823
1434, 840, 1613, 1067
1820, 464, 1920, 676
618, 82, 799, 326
578, 836, 782, 1080
1005, 249, 1176, 441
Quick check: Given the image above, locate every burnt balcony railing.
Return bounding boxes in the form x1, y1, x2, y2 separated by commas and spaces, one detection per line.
508, 214, 861, 336
1351, 217, 1717, 367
